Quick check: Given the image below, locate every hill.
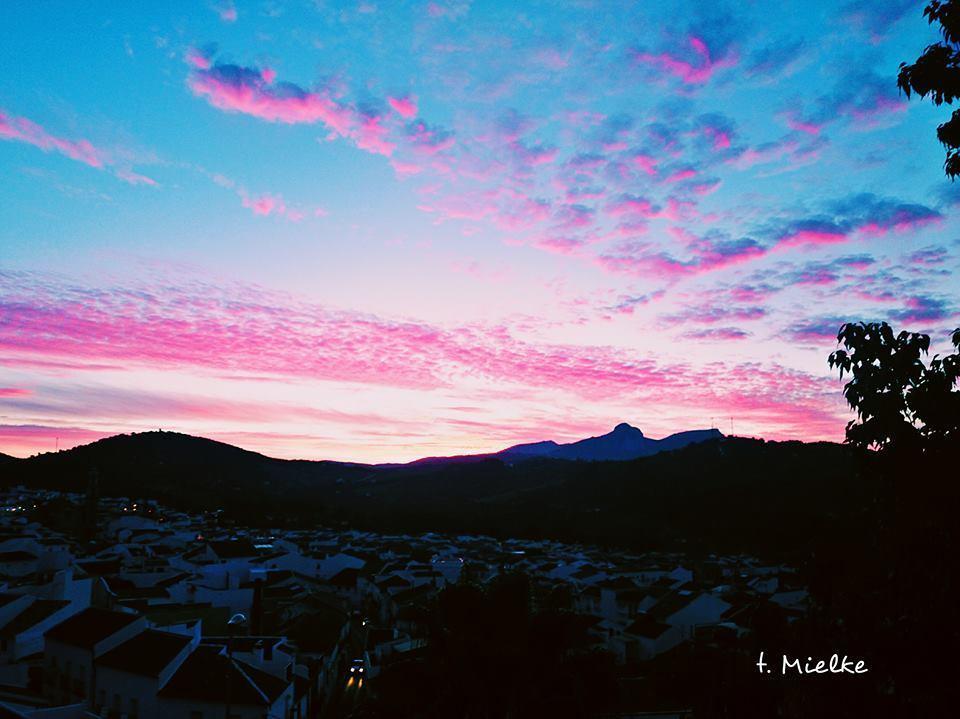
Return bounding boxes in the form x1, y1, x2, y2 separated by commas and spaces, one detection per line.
0, 430, 874, 557
0, 431, 372, 521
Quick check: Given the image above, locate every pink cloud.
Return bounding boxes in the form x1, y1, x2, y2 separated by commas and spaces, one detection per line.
387, 95, 418, 119
0, 272, 854, 455
631, 35, 736, 85
1, 108, 156, 186
607, 194, 657, 219
777, 228, 848, 248
0, 387, 31, 398
783, 113, 822, 135
187, 62, 359, 138
664, 167, 697, 183
793, 267, 839, 285
390, 159, 424, 177
631, 153, 659, 176
115, 169, 158, 186
216, 1, 238, 22
684, 327, 751, 341
1, 109, 105, 168
242, 193, 286, 216
536, 236, 585, 255
353, 113, 395, 156
185, 47, 213, 70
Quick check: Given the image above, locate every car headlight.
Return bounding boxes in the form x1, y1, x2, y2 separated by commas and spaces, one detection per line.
359, 667, 364, 672
350, 667, 355, 672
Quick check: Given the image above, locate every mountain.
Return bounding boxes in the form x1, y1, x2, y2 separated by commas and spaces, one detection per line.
499, 423, 723, 461
0, 452, 16, 464
0, 429, 875, 557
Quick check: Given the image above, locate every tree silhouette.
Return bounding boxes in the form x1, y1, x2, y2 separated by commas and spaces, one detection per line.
899, 0, 960, 177
828, 321, 960, 454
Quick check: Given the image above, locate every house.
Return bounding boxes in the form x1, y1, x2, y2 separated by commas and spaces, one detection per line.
1, 599, 79, 665
94, 627, 199, 718
619, 614, 683, 662
157, 644, 294, 719
650, 590, 732, 640
42, 608, 145, 706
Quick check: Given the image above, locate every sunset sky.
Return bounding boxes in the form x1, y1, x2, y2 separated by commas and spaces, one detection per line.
1, 0, 957, 462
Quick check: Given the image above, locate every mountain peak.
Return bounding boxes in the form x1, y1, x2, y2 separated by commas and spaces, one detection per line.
612, 422, 643, 436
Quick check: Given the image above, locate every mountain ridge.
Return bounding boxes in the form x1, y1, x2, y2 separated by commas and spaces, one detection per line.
500, 423, 723, 461
0, 429, 872, 557
399, 423, 723, 466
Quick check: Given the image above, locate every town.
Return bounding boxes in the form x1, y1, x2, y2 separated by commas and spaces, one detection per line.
0, 478, 810, 718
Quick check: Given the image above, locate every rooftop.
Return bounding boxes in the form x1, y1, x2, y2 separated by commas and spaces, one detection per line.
97, 629, 193, 677
44, 607, 141, 650
159, 644, 289, 705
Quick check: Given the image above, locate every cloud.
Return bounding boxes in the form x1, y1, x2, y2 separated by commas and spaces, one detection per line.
241, 192, 286, 217
0, 108, 156, 185
630, 34, 736, 85
0, 387, 31, 398
599, 228, 766, 280
187, 57, 400, 156
0, 268, 844, 443
744, 38, 807, 79
2, 109, 105, 168
890, 295, 953, 324
906, 246, 949, 266
772, 194, 941, 249
215, 1, 238, 23
784, 317, 846, 343
829, 193, 942, 236
796, 67, 907, 130
387, 95, 418, 119
840, 0, 917, 38
683, 327, 751, 341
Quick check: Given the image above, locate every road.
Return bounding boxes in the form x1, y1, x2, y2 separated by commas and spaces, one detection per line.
321, 615, 369, 718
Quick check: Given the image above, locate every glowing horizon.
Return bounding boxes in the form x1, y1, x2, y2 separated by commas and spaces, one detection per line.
1, 1, 957, 462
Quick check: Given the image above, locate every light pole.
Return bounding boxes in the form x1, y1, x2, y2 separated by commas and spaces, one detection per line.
225, 612, 248, 719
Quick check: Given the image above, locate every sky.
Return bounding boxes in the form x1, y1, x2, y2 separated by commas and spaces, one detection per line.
1, 0, 957, 462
